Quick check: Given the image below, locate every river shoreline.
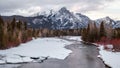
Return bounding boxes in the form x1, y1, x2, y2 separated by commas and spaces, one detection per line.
19, 41, 105, 68
0, 37, 107, 68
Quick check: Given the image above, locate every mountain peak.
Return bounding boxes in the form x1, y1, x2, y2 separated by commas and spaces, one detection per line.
60, 7, 67, 11
59, 7, 70, 14
97, 16, 112, 21
105, 16, 111, 20
76, 13, 82, 16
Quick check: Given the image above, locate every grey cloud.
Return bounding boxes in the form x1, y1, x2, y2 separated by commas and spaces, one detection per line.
71, 0, 113, 13
0, 0, 115, 16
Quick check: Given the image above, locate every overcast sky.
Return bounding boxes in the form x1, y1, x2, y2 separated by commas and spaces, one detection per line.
0, 0, 120, 20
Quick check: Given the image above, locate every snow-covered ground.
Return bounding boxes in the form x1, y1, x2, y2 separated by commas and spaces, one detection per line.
0, 37, 74, 64
1, 36, 120, 68
63, 36, 82, 41
98, 45, 120, 68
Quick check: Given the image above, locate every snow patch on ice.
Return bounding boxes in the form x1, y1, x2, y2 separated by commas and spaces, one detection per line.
0, 37, 73, 64
64, 36, 82, 41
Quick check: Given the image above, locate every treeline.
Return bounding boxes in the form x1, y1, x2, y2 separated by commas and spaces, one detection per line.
0, 16, 41, 49
38, 29, 82, 37
112, 28, 120, 39
81, 21, 120, 51
81, 21, 120, 42
81, 21, 107, 42
0, 16, 83, 49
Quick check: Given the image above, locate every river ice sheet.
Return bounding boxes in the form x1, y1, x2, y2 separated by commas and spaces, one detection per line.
0, 37, 73, 64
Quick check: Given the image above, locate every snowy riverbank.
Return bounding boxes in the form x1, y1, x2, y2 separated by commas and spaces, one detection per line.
0, 37, 77, 64
98, 45, 120, 68
0, 36, 106, 68
0, 36, 120, 68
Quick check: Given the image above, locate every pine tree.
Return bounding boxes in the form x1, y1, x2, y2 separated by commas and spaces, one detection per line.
24, 22, 27, 30
99, 21, 106, 38
0, 16, 4, 47
93, 22, 99, 42
81, 28, 87, 41
17, 20, 22, 30
86, 23, 91, 42
11, 18, 16, 30
0, 16, 8, 48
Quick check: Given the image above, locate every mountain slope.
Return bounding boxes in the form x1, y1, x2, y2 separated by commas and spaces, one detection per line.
47, 7, 90, 29
95, 16, 116, 27
114, 21, 120, 28
1, 7, 120, 29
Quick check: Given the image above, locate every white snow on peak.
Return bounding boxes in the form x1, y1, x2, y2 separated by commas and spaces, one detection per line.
95, 16, 116, 26
114, 21, 120, 28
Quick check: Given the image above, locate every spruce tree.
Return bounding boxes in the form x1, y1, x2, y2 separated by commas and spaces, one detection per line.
11, 18, 16, 30
81, 28, 87, 41
87, 23, 91, 42
17, 20, 22, 30
93, 22, 99, 42
0, 16, 4, 48
99, 21, 106, 38
24, 22, 27, 30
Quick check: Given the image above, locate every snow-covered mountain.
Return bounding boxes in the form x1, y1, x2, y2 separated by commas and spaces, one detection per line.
1, 7, 120, 29
95, 17, 120, 28
31, 7, 90, 29
12, 7, 90, 29
95, 16, 116, 27
114, 21, 120, 28
49, 7, 90, 29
